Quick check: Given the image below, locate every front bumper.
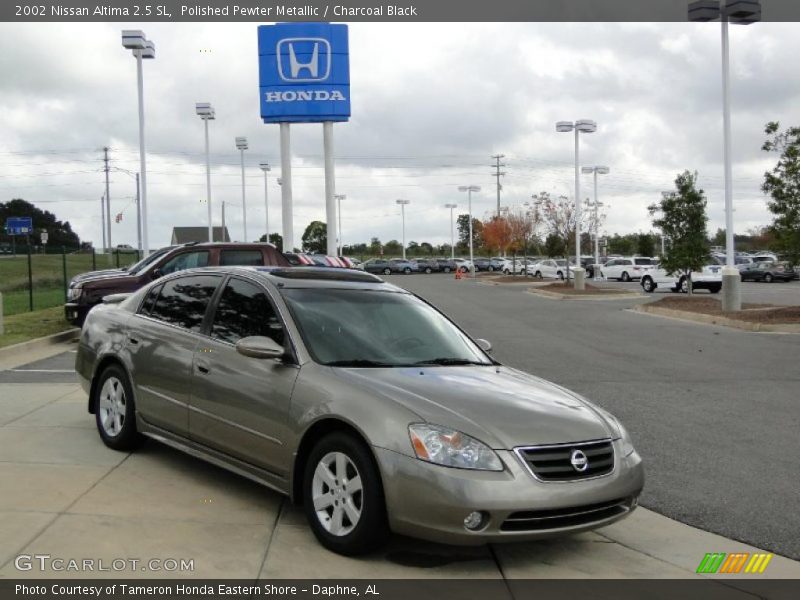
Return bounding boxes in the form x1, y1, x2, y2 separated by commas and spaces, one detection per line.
64, 302, 89, 325
375, 441, 644, 545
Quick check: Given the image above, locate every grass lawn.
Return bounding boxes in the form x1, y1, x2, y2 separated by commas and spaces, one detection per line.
0, 306, 75, 349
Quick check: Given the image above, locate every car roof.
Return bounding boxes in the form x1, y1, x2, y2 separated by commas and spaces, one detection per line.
179, 266, 405, 292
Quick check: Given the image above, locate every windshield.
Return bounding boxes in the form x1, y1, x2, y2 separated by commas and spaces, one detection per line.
280, 289, 492, 367
127, 246, 174, 275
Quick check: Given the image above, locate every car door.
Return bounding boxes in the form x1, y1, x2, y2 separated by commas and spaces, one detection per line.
189, 276, 300, 478
604, 259, 619, 279
128, 274, 222, 437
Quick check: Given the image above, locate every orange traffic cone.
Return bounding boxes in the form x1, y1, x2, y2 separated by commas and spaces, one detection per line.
455, 268, 462, 280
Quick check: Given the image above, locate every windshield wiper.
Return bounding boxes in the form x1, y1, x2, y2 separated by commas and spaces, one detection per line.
413, 358, 489, 366
325, 359, 397, 368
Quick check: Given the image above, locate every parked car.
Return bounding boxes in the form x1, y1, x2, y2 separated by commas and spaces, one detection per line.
414, 258, 441, 274
389, 258, 419, 274
77, 265, 643, 555
362, 258, 400, 275
739, 261, 795, 283
436, 258, 457, 273
64, 242, 288, 326
453, 258, 473, 273
473, 257, 504, 272
639, 262, 723, 293
601, 257, 655, 281
500, 258, 537, 275
529, 259, 569, 280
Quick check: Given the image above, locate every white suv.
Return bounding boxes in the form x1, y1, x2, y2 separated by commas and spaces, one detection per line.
601, 257, 654, 281
640, 263, 723, 294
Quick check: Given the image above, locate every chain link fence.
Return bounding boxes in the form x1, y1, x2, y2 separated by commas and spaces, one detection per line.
0, 245, 141, 316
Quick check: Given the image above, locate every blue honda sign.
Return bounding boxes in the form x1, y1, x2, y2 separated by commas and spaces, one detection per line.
258, 23, 350, 123
5, 217, 33, 235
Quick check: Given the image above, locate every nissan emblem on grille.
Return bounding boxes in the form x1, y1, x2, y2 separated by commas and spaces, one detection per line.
570, 449, 589, 472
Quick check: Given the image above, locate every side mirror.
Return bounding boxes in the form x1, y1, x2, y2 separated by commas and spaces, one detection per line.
475, 338, 492, 353
235, 336, 285, 360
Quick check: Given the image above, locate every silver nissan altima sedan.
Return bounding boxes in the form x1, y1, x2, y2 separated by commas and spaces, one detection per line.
76, 266, 644, 555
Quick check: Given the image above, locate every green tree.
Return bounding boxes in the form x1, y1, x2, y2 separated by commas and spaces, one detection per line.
301, 221, 327, 253
607, 234, 636, 255
544, 233, 566, 258
0, 198, 80, 247
369, 237, 382, 255
456, 214, 483, 249
649, 171, 709, 294
258, 232, 283, 251
761, 121, 800, 265
637, 232, 656, 257
383, 239, 402, 256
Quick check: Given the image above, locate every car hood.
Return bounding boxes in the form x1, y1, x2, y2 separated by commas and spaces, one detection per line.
70, 269, 136, 287
335, 365, 613, 449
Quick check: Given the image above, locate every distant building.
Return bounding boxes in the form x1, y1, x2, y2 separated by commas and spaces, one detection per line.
170, 226, 230, 245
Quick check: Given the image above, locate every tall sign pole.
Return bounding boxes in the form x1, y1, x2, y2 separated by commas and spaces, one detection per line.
258, 23, 351, 256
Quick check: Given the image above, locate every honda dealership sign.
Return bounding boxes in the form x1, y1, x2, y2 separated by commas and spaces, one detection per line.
258, 23, 350, 123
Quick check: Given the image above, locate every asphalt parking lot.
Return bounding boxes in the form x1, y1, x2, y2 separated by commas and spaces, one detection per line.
388, 274, 800, 560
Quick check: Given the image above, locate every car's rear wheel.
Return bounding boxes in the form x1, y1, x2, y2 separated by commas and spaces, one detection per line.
621, 272, 631, 282
535, 271, 542, 279
503, 269, 510, 275
424, 267, 432, 274
403, 267, 412, 274
641, 277, 655, 293
487, 266, 494, 272
303, 432, 388, 555
765, 273, 773, 283
557, 271, 564, 280
382, 268, 391, 275
94, 364, 141, 451
443, 267, 451, 273
680, 277, 689, 293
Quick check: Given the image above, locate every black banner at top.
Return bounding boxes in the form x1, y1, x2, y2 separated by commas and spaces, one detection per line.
4, 0, 800, 22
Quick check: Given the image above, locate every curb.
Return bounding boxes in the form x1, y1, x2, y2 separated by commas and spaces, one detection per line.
0, 328, 80, 359
527, 288, 644, 301
633, 304, 800, 333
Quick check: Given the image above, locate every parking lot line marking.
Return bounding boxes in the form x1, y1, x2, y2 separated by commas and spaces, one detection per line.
9, 369, 75, 373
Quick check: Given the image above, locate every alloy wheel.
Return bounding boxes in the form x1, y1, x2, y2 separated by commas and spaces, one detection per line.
98, 377, 126, 437
311, 452, 363, 537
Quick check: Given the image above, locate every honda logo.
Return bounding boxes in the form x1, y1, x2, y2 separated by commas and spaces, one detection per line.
276, 38, 331, 82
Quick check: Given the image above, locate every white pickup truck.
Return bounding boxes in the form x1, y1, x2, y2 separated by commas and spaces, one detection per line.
639, 263, 723, 294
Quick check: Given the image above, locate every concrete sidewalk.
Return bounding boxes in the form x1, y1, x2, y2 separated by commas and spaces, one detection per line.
1, 345, 798, 586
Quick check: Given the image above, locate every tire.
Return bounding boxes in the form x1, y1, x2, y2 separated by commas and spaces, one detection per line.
503, 269, 509, 275
424, 267, 432, 274
403, 267, 411, 274
641, 277, 655, 293
535, 271, 542, 279
680, 277, 689, 293
487, 266, 494, 272
557, 271, 564, 281
303, 432, 389, 556
764, 273, 773, 283
621, 272, 631, 282
710, 285, 721, 294
460, 267, 468, 273
383, 268, 391, 275
443, 267, 451, 273
93, 364, 142, 451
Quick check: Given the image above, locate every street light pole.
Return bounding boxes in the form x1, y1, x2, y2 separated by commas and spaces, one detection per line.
236, 137, 248, 242
260, 163, 271, 243
458, 186, 480, 278
444, 203, 458, 260
335, 194, 346, 255
195, 103, 215, 242
396, 199, 410, 259
557, 119, 597, 289
582, 166, 609, 280
122, 31, 154, 256
688, 0, 761, 311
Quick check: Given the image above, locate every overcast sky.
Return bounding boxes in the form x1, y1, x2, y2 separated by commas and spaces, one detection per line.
1, 21, 798, 250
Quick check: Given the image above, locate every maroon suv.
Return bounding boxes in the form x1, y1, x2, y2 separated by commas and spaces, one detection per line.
65, 242, 289, 325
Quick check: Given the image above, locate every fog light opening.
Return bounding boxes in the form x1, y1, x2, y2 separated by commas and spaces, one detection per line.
464, 511, 488, 531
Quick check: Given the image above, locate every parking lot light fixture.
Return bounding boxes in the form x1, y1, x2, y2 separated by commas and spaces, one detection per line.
557, 120, 597, 289
236, 137, 249, 241
444, 203, 458, 260
458, 185, 481, 277
122, 30, 155, 257
196, 102, 215, 242
582, 166, 609, 278
396, 199, 411, 259
688, 0, 761, 311
260, 163, 271, 244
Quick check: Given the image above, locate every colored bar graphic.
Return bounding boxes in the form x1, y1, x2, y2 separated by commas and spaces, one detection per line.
697, 552, 773, 574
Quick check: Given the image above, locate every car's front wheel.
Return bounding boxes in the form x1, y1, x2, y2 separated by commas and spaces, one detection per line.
94, 364, 141, 451
443, 267, 451, 273
621, 271, 631, 282
424, 267, 432, 274
764, 273, 773, 283
487, 266, 494, 272
303, 432, 388, 555
641, 277, 655, 293
403, 267, 412, 274
383, 268, 391, 275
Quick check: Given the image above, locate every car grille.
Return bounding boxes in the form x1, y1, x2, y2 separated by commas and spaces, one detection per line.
501, 497, 631, 532
515, 439, 614, 482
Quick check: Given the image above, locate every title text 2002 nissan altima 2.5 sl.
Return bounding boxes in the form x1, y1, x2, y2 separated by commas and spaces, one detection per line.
76, 267, 644, 555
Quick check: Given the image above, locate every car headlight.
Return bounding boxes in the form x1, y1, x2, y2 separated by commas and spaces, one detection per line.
611, 417, 636, 458
67, 286, 83, 301
408, 424, 503, 471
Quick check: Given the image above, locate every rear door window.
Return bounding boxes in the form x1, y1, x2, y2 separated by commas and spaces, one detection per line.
634, 258, 653, 266
149, 275, 221, 332
219, 249, 263, 266
159, 251, 210, 275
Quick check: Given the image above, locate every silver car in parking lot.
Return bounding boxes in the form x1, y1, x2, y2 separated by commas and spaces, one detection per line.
76, 266, 644, 555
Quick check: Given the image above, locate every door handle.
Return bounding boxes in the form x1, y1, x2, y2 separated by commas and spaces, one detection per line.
197, 364, 210, 374
127, 335, 139, 345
